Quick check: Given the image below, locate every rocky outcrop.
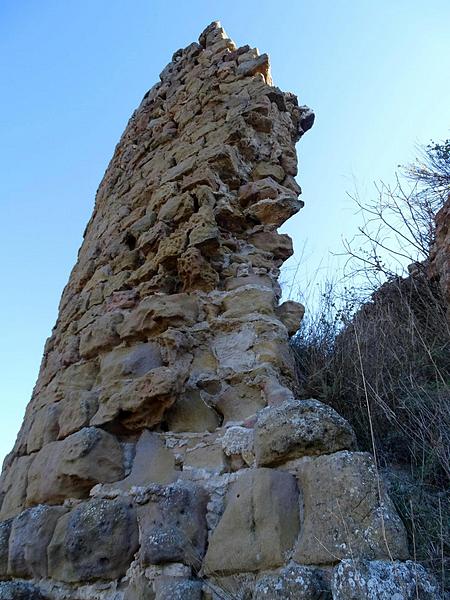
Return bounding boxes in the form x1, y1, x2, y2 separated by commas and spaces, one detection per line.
0, 21, 439, 600
428, 194, 450, 317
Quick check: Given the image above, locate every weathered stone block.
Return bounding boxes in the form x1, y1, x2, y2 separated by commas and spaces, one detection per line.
26, 427, 124, 505
8, 504, 67, 578
292, 451, 409, 564
254, 399, 356, 466
99, 342, 163, 382
331, 559, 442, 600
0, 455, 34, 520
0, 582, 44, 600
254, 564, 329, 599
48, 498, 139, 583
92, 367, 180, 430
0, 519, 12, 577
155, 576, 202, 600
275, 300, 305, 336
203, 468, 300, 575
138, 481, 208, 568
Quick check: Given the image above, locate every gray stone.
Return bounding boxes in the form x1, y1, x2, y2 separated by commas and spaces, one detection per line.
124, 574, 155, 600
155, 576, 202, 600
0, 519, 12, 577
0, 455, 33, 520
48, 498, 139, 582
138, 481, 208, 568
254, 564, 330, 599
8, 504, 67, 578
106, 430, 176, 490
291, 452, 409, 565
0, 582, 44, 600
331, 559, 443, 600
26, 427, 124, 505
203, 468, 300, 575
254, 399, 356, 466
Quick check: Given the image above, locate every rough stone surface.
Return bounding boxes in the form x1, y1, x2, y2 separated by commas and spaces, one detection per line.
0, 519, 12, 577
254, 564, 330, 599
138, 481, 208, 568
331, 559, 443, 600
291, 451, 409, 565
0, 20, 431, 599
254, 399, 356, 466
8, 505, 67, 578
0, 582, 44, 600
26, 428, 124, 506
48, 498, 139, 582
203, 468, 300, 575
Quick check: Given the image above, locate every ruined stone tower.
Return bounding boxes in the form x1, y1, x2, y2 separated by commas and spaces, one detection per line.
0, 22, 442, 600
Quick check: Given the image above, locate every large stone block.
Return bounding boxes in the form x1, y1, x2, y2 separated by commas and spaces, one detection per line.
155, 576, 203, 600
254, 399, 356, 466
138, 481, 208, 568
99, 342, 163, 382
26, 427, 124, 505
331, 559, 443, 600
203, 468, 300, 575
8, 504, 67, 578
92, 367, 180, 430
0, 519, 12, 577
48, 498, 139, 582
291, 451, 409, 565
0, 582, 44, 600
254, 564, 330, 599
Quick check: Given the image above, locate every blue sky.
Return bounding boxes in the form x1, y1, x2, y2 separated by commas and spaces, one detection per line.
1, 0, 449, 464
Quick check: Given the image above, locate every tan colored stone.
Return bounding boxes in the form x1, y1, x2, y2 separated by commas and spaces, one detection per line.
291, 451, 409, 564
0, 456, 34, 520
203, 468, 300, 575
275, 300, 305, 336
26, 428, 124, 505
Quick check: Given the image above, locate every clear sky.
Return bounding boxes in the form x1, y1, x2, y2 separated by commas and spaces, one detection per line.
1, 0, 449, 465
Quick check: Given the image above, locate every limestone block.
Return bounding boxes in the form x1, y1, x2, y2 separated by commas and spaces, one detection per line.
249, 230, 293, 261
165, 390, 221, 433
215, 381, 265, 423
138, 481, 208, 567
188, 206, 220, 250
237, 53, 271, 82
118, 293, 199, 339
124, 574, 155, 600
99, 342, 163, 382
8, 504, 67, 578
26, 427, 124, 505
26, 403, 60, 454
177, 247, 219, 292
48, 498, 139, 583
0, 455, 34, 520
221, 426, 254, 467
253, 564, 329, 599
57, 390, 98, 439
155, 576, 203, 600
221, 286, 275, 318
275, 300, 305, 336
158, 192, 194, 223
245, 194, 303, 227
292, 452, 409, 564
203, 468, 300, 575
0, 582, 44, 600
79, 311, 124, 358
92, 367, 180, 430
0, 519, 12, 577
331, 559, 442, 600
254, 399, 356, 467
106, 431, 176, 490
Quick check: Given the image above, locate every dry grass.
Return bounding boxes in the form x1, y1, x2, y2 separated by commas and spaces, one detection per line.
292, 273, 450, 592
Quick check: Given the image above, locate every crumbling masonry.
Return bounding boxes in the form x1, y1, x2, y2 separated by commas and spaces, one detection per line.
0, 22, 442, 600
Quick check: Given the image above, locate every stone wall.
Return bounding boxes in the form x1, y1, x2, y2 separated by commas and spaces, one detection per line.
0, 22, 442, 600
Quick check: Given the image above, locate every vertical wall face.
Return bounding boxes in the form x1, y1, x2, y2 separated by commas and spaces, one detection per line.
0, 22, 437, 600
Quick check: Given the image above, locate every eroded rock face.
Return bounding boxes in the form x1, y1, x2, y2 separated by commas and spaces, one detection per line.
254, 399, 356, 466
203, 468, 300, 575
332, 559, 442, 600
0, 19, 431, 600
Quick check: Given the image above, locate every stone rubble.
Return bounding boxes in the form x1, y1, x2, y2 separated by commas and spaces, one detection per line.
0, 20, 442, 600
